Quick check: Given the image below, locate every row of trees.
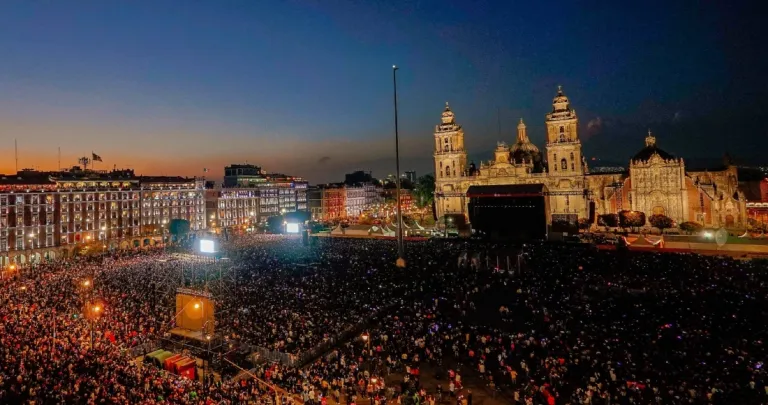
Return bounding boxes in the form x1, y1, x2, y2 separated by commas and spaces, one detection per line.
596, 211, 706, 234
597, 211, 675, 233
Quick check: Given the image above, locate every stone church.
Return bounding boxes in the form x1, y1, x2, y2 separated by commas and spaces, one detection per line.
433, 87, 747, 228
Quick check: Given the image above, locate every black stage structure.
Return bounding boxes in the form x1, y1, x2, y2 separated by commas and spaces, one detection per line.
467, 184, 550, 240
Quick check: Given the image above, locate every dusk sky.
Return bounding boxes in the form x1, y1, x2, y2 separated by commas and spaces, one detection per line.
1, 1, 765, 183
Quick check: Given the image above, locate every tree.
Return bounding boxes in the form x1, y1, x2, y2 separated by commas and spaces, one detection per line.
598, 214, 619, 229
648, 214, 674, 234
412, 174, 435, 209
266, 215, 284, 233
619, 210, 646, 232
679, 221, 703, 235
168, 219, 190, 236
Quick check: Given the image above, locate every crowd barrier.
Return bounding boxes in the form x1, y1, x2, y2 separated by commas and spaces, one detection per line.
125, 339, 162, 359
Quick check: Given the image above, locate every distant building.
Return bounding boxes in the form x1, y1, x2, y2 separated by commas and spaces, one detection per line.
221, 164, 308, 218
205, 183, 259, 231
224, 164, 265, 187
345, 170, 373, 185
308, 184, 346, 221
404, 171, 416, 183
0, 167, 205, 266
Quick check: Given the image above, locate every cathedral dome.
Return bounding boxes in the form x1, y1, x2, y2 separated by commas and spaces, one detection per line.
510, 118, 539, 155
632, 130, 676, 162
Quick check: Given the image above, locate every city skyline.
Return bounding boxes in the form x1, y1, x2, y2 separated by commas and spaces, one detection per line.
1, 1, 765, 184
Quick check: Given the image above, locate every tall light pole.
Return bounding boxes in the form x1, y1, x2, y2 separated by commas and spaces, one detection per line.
393, 65, 405, 267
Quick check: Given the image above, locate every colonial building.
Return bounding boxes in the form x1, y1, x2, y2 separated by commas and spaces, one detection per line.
1, 167, 205, 267
308, 184, 346, 221
204, 184, 260, 231
434, 87, 748, 229
222, 164, 308, 217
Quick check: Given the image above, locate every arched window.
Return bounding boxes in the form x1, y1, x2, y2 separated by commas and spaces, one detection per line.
444, 145, 449, 152
559, 126, 564, 134
559, 133, 566, 142
561, 159, 567, 170
445, 166, 451, 177
570, 152, 574, 160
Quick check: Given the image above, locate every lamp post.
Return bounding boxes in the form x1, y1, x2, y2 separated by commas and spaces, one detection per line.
89, 302, 103, 348
28, 233, 35, 266
392, 65, 405, 267
161, 219, 168, 253
361, 331, 371, 376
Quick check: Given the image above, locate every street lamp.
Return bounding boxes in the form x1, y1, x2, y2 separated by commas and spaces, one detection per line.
89, 302, 104, 347
392, 65, 405, 267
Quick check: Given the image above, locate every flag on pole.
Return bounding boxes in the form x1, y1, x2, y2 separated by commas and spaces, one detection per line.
92, 152, 103, 162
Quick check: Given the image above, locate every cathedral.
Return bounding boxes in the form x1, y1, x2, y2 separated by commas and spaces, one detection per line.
433, 87, 747, 229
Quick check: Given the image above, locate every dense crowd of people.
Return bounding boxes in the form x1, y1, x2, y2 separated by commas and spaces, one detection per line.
1, 233, 767, 404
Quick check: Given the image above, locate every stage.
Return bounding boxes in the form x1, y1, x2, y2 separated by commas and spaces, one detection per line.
169, 327, 208, 342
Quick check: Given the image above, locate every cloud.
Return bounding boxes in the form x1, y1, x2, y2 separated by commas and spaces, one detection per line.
587, 116, 603, 131
317, 156, 331, 164
585, 117, 604, 140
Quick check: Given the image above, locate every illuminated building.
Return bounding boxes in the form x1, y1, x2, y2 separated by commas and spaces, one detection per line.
205, 184, 259, 231
434, 87, 748, 228
308, 184, 346, 221
222, 164, 308, 218
345, 185, 366, 218
0, 167, 205, 266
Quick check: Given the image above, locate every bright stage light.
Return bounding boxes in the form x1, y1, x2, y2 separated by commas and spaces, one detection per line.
286, 223, 300, 233
199, 239, 216, 253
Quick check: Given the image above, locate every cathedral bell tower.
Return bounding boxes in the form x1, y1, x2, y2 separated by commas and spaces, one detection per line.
545, 86, 584, 175
433, 102, 468, 218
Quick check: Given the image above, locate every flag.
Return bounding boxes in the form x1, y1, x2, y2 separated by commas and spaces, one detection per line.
92, 152, 103, 162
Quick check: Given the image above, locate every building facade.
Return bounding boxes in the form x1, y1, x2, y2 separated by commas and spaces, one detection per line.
308, 184, 346, 221
1, 167, 205, 266
222, 164, 308, 218
205, 185, 260, 231
345, 185, 367, 218
434, 87, 748, 228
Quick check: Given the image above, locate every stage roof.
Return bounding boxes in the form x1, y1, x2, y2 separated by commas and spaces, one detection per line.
466, 184, 547, 198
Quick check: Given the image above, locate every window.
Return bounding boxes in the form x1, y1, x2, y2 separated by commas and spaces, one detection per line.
445, 166, 451, 177
559, 134, 566, 142
561, 159, 567, 170
559, 126, 564, 134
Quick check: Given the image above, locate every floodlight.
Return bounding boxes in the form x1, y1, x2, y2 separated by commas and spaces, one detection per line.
286, 223, 300, 233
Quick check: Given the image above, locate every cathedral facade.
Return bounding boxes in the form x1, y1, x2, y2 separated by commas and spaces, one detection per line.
433, 88, 747, 229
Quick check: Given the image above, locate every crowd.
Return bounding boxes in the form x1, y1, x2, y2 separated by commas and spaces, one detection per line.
1, 233, 767, 404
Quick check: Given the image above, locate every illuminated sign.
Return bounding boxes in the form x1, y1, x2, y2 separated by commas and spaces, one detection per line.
286, 223, 300, 233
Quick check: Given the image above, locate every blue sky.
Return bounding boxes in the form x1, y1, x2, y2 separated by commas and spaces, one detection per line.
0, 1, 764, 182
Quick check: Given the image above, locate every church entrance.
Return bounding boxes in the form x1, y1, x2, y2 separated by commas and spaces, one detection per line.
652, 206, 666, 216
725, 215, 735, 227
